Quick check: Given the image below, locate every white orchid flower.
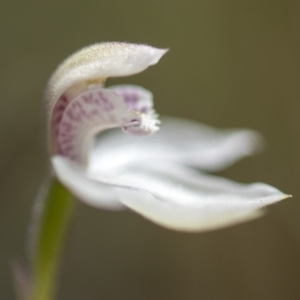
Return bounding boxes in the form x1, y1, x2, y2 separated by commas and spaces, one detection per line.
47, 42, 290, 232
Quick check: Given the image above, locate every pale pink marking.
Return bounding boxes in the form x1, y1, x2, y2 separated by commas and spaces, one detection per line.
82, 93, 96, 104
51, 94, 72, 153
90, 109, 99, 116
62, 145, 74, 152
98, 91, 114, 111
66, 108, 82, 122
60, 121, 73, 132
52, 95, 70, 127
59, 131, 72, 138
59, 136, 73, 144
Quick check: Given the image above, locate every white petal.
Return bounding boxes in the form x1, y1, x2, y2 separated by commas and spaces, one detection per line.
53, 156, 289, 231
88, 117, 263, 174
46, 42, 168, 111
88, 162, 290, 232
52, 156, 125, 210
118, 189, 264, 232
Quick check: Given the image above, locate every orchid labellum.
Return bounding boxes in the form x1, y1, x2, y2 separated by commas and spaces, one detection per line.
46, 42, 289, 232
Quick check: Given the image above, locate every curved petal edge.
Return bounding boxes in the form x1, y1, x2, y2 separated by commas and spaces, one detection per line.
46, 42, 168, 111
52, 156, 125, 210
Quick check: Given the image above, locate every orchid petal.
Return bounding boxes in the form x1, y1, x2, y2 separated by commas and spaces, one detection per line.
52, 155, 289, 231
52, 156, 124, 210
90, 162, 290, 231
46, 42, 168, 111
88, 117, 263, 173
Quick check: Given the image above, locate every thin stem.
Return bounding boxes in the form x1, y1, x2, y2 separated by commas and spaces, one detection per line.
32, 178, 75, 300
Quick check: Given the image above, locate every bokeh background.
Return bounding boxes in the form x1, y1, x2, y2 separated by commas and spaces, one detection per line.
1, 0, 300, 299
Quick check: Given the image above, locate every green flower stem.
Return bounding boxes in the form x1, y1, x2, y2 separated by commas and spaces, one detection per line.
32, 178, 75, 300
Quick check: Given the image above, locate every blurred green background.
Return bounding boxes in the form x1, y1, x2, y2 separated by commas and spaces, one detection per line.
1, 0, 300, 299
